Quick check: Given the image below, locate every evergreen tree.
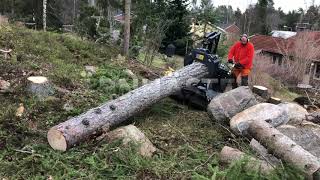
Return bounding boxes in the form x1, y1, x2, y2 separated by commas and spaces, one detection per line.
256, 0, 274, 34
163, 0, 191, 55
164, 0, 190, 43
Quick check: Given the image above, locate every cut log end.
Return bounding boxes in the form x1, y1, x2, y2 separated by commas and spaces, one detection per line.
268, 97, 281, 105
27, 76, 54, 99
47, 129, 67, 151
252, 85, 270, 99
27, 76, 48, 84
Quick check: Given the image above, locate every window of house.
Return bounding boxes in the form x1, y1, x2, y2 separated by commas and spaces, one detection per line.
305, 63, 311, 74
278, 56, 283, 66
314, 63, 320, 80
272, 56, 277, 64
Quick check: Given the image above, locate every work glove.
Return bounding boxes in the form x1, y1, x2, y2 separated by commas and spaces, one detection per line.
234, 63, 244, 69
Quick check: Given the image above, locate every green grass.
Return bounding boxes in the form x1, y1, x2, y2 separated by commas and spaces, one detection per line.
0, 25, 305, 179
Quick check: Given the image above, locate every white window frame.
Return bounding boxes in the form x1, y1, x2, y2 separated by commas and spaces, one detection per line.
313, 62, 320, 80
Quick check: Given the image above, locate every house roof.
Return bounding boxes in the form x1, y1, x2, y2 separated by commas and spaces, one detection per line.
224, 24, 240, 35
251, 31, 320, 59
271, 30, 297, 39
114, 14, 125, 23
250, 35, 288, 55
114, 13, 134, 24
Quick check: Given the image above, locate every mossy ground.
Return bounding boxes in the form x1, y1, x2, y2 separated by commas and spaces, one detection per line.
0, 26, 303, 179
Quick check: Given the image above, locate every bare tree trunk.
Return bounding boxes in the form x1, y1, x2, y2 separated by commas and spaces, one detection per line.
123, 0, 131, 57
11, 0, 15, 15
73, 0, 76, 24
43, 0, 47, 31
107, 4, 113, 35
248, 120, 320, 179
203, 22, 207, 36
48, 62, 209, 151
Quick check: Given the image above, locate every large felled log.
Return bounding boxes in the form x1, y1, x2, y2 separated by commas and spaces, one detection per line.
248, 120, 320, 179
249, 139, 280, 166
219, 146, 274, 174
278, 124, 320, 158
48, 62, 209, 151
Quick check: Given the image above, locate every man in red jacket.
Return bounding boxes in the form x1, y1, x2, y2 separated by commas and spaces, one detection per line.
228, 34, 254, 88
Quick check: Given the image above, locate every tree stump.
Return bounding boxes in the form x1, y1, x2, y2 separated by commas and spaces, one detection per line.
27, 76, 54, 99
252, 85, 270, 99
267, 97, 281, 105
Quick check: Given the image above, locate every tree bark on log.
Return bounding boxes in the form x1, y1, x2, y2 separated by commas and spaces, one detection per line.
248, 120, 320, 179
48, 62, 208, 151
219, 146, 274, 174
249, 139, 280, 166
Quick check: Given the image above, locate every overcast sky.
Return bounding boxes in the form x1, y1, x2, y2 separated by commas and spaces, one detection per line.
206, 0, 319, 13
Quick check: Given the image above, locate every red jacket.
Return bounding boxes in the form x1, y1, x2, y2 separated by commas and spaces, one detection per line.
228, 41, 255, 69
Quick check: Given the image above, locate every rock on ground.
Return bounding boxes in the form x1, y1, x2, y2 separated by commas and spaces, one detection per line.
306, 111, 320, 124
0, 80, 10, 93
207, 86, 258, 123
85, 66, 97, 74
279, 103, 308, 125
278, 124, 320, 158
230, 103, 288, 135
106, 125, 156, 157
124, 69, 136, 79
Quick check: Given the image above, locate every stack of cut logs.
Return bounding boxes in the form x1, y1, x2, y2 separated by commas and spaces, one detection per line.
47, 63, 320, 179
